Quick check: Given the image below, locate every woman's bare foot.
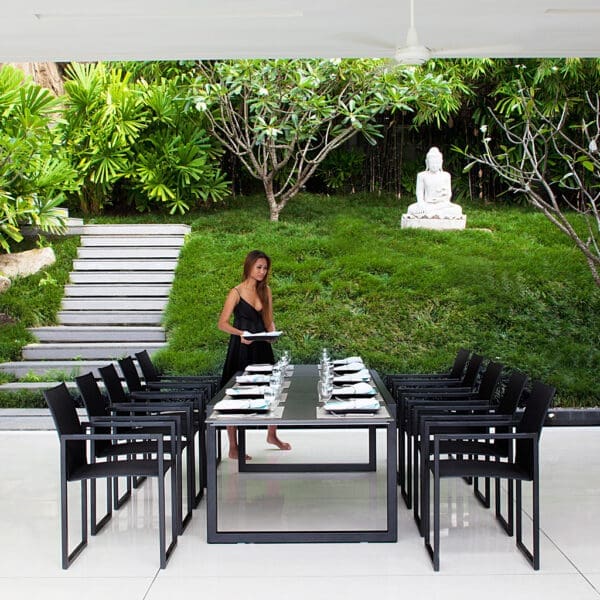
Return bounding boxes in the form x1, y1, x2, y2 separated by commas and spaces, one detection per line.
266, 433, 291, 451
228, 448, 252, 460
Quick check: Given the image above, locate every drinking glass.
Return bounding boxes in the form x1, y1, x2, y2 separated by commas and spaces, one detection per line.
264, 386, 276, 409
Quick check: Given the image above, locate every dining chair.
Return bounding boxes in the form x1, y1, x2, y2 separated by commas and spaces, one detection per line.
386, 347, 470, 392
98, 362, 197, 529
414, 370, 529, 535
422, 380, 555, 571
119, 355, 207, 498
44, 383, 179, 569
135, 349, 220, 396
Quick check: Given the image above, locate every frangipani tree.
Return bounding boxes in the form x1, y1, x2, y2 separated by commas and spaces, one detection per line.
193, 59, 463, 221
465, 86, 600, 286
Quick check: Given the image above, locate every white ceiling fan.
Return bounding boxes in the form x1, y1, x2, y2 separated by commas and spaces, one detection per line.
392, 0, 430, 65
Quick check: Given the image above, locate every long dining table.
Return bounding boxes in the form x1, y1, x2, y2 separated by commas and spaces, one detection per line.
205, 364, 397, 543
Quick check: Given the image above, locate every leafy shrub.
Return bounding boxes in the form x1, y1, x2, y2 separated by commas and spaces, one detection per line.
0, 65, 78, 251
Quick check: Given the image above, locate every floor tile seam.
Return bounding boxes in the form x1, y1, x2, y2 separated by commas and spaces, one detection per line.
534, 513, 600, 596
152, 571, 586, 580
142, 570, 161, 600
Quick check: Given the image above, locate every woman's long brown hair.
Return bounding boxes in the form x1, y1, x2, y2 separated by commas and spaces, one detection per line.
242, 250, 272, 320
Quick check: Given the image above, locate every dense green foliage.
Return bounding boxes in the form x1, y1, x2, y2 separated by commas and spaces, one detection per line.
157, 194, 599, 407
193, 59, 465, 220
59, 62, 228, 215
0, 236, 79, 368
0, 66, 78, 251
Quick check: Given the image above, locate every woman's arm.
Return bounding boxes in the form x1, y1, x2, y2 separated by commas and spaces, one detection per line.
218, 288, 246, 337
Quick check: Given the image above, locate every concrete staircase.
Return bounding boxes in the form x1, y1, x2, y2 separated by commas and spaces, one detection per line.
0, 223, 190, 391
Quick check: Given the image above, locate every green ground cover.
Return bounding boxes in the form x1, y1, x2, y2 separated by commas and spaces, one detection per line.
0, 194, 598, 407
158, 194, 600, 407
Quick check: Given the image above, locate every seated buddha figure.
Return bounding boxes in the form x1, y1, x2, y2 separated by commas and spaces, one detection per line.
406, 147, 463, 219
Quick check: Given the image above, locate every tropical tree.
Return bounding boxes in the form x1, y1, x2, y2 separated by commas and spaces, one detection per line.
0, 65, 77, 251
60, 62, 230, 215
192, 59, 464, 221
464, 85, 600, 286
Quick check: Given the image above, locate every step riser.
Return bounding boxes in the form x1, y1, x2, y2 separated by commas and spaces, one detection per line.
62, 298, 167, 311
59, 311, 163, 325
81, 236, 185, 247
73, 260, 177, 271
30, 327, 165, 343
80, 225, 190, 235
0, 361, 143, 379
23, 343, 165, 360
64, 285, 171, 297
70, 272, 175, 284
78, 247, 181, 259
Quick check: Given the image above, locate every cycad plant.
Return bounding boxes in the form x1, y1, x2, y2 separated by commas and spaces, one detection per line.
0, 65, 77, 251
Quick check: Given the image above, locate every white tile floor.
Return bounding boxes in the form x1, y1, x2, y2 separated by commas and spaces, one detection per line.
0, 427, 599, 600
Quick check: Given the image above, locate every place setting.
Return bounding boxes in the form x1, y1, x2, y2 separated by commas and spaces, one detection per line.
212, 353, 293, 418
316, 349, 384, 418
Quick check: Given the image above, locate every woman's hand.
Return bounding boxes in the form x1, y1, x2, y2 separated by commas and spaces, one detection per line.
240, 331, 253, 345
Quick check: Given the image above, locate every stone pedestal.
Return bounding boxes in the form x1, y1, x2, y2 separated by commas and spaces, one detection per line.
401, 214, 467, 230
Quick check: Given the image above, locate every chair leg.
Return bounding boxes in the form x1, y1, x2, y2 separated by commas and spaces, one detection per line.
61, 477, 88, 569
423, 459, 440, 571
413, 435, 421, 531
90, 477, 112, 535
113, 475, 132, 510
515, 478, 539, 570
473, 475, 491, 509
495, 477, 514, 536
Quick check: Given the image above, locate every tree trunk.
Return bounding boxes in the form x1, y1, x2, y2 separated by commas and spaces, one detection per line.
263, 179, 280, 222
4, 62, 65, 96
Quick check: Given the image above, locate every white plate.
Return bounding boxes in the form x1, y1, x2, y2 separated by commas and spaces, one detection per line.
214, 399, 270, 412
243, 331, 283, 340
245, 364, 274, 373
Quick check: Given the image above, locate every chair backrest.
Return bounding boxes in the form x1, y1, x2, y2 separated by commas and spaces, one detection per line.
75, 372, 107, 418
118, 356, 144, 394
135, 349, 160, 382
516, 380, 556, 474
75, 372, 112, 454
99, 363, 129, 404
496, 370, 528, 415
449, 348, 470, 379
475, 361, 503, 401
461, 353, 483, 388
43, 383, 86, 478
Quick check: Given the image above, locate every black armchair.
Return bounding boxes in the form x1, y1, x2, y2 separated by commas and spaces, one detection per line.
397, 356, 496, 508
98, 363, 197, 529
44, 383, 179, 569
414, 370, 528, 535
118, 355, 207, 498
422, 380, 555, 571
135, 349, 220, 396
386, 347, 470, 392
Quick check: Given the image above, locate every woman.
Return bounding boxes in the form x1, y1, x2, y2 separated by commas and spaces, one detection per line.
218, 250, 291, 459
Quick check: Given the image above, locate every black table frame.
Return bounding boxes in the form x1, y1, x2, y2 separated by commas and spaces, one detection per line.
205, 365, 397, 543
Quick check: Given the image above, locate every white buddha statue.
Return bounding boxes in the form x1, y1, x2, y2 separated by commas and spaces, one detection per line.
405, 147, 463, 219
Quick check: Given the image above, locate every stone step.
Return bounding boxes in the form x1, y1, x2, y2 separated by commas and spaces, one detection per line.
81, 235, 185, 247
62, 297, 168, 311
70, 271, 175, 284
59, 311, 163, 325
72, 259, 178, 271
0, 381, 100, 393
0, 360, 130, 378
22, 342, 166, 360
64, 284, 171, 297
78, 246, 182, 259
80, 224, 191, 236
30, 326, 166, 342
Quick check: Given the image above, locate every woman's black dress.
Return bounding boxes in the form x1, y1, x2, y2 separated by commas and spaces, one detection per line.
220, 295, 275, 387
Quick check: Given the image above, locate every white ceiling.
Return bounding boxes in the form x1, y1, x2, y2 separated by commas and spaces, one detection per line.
1, 0, 599, 62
